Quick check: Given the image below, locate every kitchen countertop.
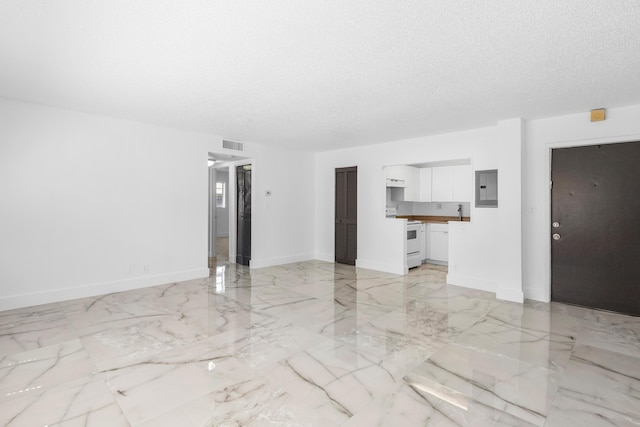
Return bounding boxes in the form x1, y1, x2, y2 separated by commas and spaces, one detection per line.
396, 215, 471, 224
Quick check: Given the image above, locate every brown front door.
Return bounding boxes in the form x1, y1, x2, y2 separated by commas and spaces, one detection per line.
335, 167, 357, 265
551, 141, 640, 316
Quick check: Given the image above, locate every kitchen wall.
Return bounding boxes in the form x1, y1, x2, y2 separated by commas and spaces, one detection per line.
523, 103, 640, 302
0, 99, 315, 310
315, 118, 524, 302
397, 201, 471, 217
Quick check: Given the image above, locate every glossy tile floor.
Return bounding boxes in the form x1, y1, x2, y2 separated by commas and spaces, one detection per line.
1, 260, 639, 426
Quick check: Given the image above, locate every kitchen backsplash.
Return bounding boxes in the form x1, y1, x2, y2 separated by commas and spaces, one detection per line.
396, 201, 470, 217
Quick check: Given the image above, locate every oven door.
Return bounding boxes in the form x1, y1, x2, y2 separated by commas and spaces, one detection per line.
407, 226, 421, 254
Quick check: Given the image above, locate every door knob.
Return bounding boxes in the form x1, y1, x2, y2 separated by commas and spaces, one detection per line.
552, 233, 561, 240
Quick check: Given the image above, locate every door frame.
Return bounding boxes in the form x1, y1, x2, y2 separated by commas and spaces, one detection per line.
229, 160, 253, 266
235, 163, 253, 266
207, 152, 252, 267
334, 166, 358, 265
542, 133, 640, 302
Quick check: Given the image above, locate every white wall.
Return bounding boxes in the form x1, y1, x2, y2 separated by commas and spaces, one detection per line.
315, 119, 524, 302
248, 144, 316, 268
0, 99, 315, 310
523, 103, 640, 302
8, 96, 636, 310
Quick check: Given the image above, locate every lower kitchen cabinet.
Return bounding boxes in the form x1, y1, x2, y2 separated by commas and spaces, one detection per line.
429, 223, 449, 262
420, 224, 427, 261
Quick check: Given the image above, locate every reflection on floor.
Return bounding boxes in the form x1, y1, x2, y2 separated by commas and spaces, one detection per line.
1, 260, 639, 426
209, 237, 230, 267
216, 236, 229, 259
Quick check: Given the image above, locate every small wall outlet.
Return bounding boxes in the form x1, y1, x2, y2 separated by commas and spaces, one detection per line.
436, 203, 442, 209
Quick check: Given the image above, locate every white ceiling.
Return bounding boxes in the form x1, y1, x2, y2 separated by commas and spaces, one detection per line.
1, 1, 640, 152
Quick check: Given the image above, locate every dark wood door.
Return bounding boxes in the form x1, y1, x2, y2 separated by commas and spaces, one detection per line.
335, 167, 357, 265
551, 142, 640, 316
236, 165, 252, 266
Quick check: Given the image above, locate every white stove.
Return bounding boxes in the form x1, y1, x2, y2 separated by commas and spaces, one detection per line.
407, 221, 422, 268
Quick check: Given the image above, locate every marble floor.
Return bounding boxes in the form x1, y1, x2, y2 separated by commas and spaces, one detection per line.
1, 261, 639, 426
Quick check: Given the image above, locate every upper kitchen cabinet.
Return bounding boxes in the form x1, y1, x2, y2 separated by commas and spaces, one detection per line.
419, 168, 432, 202
385, 165, 420, 201
431, 165, 471, 202
404, 167, 420, 202
431, 166, 454, 201
385, 165, 407, 186
386, 162, 470, 203
452, 165, 471, 202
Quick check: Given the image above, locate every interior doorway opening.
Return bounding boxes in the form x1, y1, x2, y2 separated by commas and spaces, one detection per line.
208, 152, 251, 269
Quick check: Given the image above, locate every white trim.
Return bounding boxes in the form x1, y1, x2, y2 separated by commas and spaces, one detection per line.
249, 253, 315, 269
524, 286, 549, 302
446, 273, 496, 294
356, 258, 407, 276
497, 286, 524, 303
543, 133, 640, 302
314, 252, 334, 263
0, 268, 209, 311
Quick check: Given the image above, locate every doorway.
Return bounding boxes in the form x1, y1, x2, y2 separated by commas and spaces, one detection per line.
208, 152, 249, 268
335, 166, 357, 265
551, 141, 640, 316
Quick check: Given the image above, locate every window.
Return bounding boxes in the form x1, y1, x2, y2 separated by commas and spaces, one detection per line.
216, 182, 226, 208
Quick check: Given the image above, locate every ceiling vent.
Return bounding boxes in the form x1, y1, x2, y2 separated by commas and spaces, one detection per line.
223, 140, 244, 151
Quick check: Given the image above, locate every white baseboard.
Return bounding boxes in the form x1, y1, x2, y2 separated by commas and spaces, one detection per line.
356, 259, 406, 276
446, 273, 497, 293
523, 286, 550, 302
314, 253, 334, 263
249, 253, 315, 269
497, 286, 524, 303
0, 268, 210, 311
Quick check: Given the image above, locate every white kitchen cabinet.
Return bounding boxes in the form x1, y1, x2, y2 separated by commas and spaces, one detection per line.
385, 165, 407, 188
419, 168, 432, 202
404, 166, 420, 202
385, 165, 405, 181
386, 165, 421, 200
431, 167, 454, 202
429, 223, 449, 262
452, 164, 471, 202
420, 223, 427, 261
431, 165, 471, 202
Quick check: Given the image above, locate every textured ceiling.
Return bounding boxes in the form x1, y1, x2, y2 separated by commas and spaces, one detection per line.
1, 1, 640, 151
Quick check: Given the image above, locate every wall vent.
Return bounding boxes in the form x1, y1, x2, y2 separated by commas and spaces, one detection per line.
223, 140, 244, 151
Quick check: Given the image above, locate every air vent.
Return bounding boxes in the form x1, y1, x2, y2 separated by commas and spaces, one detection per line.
223, 140, 244, 151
